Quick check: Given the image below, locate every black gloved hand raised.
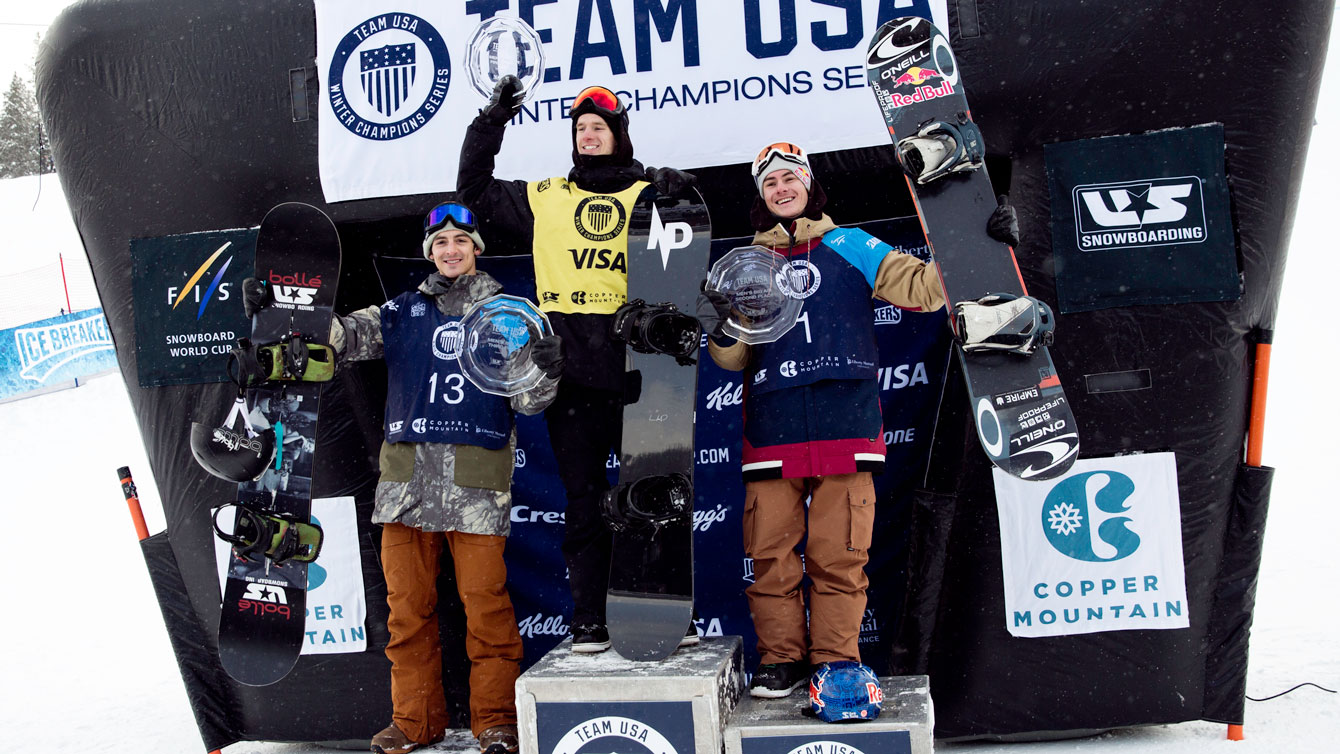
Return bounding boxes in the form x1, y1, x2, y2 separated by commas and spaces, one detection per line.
241, 277, 271, 318
530, 334, 565, 379
646, 166, 697, 197
695, 286, 731, 339
986, 195, 1020, 247
481, 74, 523, 126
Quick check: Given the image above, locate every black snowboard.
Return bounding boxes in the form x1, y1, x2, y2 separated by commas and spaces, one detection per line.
605, 187, 712, 661
217, 202, 341, 685
866, 17, 1079, 481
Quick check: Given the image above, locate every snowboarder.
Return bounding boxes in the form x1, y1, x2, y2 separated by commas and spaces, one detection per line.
265, 201, 557, 754
457, 77, 727, 653
707, 142, 1017, 700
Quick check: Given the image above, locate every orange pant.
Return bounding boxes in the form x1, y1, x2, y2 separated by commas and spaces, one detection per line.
742, 473, 876, 665
381, 523, 523, 741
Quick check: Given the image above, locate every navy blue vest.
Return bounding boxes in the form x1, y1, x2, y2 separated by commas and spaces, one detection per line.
749, 228, 886, 396
381, 291, 512, 448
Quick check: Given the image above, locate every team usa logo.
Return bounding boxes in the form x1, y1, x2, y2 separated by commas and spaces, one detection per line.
327, 14, 452, 141
573, 196, 627, 242
778, 259, 822, 299
431, 321, 465, 360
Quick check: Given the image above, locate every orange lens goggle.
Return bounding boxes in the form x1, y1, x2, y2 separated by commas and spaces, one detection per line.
572, 85, 624, 116
752, 142, 808, 177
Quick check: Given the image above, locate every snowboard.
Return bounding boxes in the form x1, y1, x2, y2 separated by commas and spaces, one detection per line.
217, 202, 341, 685
865, 17, 1079, 481
605, 187, 712, 661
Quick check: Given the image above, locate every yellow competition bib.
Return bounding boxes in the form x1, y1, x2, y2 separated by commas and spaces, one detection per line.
527, 177, 649, 314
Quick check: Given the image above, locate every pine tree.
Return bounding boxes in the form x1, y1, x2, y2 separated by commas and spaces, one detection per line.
0, 73, 45, 179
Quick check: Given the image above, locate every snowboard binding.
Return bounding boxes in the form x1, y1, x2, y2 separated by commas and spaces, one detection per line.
227, 334, 336, 388
190, 395, 277, 482
601, 473, 693, 533
611, 299, 702, 365
213, 502, 323, 564
952, 293, 1055, 355
896, 112, 984, 185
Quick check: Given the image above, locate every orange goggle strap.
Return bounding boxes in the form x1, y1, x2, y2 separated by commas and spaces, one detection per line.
752, 146, 813, 192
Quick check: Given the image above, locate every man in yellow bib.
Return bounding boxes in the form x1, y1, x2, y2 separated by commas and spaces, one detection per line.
457, 77, 725, 653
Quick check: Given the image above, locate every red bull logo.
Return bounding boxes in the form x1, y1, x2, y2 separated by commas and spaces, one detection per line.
884, 80, 956, 108
889, 66, 940, 86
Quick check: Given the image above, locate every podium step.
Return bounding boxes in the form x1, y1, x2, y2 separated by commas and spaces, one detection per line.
516, 635, 745, 754
725, 675, 933, 754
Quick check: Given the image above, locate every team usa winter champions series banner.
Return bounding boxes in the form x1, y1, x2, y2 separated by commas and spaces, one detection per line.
316, 0, 948, 202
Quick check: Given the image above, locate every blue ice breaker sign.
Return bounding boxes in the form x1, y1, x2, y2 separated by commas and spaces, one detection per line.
0, 309, 117, 400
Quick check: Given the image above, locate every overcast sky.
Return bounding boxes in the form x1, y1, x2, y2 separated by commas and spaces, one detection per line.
0, 2, 74, 94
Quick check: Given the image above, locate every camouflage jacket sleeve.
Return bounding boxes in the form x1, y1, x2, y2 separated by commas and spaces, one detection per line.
333, 305, 383, 362
510, 373, 558, 416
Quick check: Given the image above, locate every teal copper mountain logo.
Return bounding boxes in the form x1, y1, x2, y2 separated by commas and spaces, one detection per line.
1041, 471, 1141, 562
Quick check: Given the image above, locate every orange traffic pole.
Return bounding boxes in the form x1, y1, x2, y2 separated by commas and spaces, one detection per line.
1245, 334, 1272, 468
117, 466, 151, 542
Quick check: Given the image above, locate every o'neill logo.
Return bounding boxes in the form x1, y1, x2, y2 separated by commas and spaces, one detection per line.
551, 716, 676, 754
328, 14, 451, 141
1072, 177, 1207, 251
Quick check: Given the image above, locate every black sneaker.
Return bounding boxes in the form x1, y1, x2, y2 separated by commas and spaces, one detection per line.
679, 622, 700, 648
571, 623, 610, 653
749, 661, 811, 698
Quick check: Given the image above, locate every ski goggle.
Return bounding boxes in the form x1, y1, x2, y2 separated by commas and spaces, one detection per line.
572, 85, 625, 117
423, 202, 477, 236
751, 142, 812, 190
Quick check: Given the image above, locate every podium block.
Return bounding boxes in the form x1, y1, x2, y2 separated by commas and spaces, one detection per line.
516, 636, 745, 754
724, 675, 934, 754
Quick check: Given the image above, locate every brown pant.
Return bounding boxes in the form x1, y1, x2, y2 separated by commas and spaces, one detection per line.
742, 473, 876, 665
381, 523, 523, 741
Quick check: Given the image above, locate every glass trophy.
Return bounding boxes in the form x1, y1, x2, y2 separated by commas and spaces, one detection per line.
705, 246, 805, 345
464, 16, 546, 103
458, 294, 554, 397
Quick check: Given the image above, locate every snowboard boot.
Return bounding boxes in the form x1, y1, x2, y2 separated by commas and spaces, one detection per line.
478, 724, 519, 754
370, 722, 442, 754
571, 623, 611, 653
212, 502, 324, 564
750, 660, 812, 698
952, 293, 1055, 355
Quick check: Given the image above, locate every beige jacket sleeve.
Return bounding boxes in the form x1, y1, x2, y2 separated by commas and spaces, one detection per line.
707, 337, 750, 372
874, 254, 946, 312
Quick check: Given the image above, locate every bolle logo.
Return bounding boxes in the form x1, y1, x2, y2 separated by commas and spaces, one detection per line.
705, 381, 743, 410
1073, 177, 1207, 251
1042, 471, 1141, 562
269, 270, 322, 307
327, 14, 452, 141
211, 427, 266, 457
551, 716, 677, 754
168, 241, 234, 320
431, 322, 464, 360
648, 203, 693, 270
574, 196, 627, 242
239, 583, 292, 619
517, 612, 569, 638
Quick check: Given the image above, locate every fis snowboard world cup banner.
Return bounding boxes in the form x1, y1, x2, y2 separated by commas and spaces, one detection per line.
992, 453, 1190, 639
315, 0, 947, 202
130, 228, 257, 388
0, 309, 118, 401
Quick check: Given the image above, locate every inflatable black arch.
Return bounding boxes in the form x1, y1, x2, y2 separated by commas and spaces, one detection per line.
35, 0, 1332, 749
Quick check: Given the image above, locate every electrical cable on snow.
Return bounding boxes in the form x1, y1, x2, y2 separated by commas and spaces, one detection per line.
1247, 682, 1337, 702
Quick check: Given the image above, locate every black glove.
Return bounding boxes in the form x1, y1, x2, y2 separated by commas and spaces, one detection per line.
986, 195, 1020, 247
646, 166, 697, 197
241, 277, 271, 318
530, 334, 565, 379
480, 74, 523, 126
695, 287, 731, 339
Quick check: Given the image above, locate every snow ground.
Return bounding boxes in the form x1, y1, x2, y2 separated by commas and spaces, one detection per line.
1, 27, 1337, 754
